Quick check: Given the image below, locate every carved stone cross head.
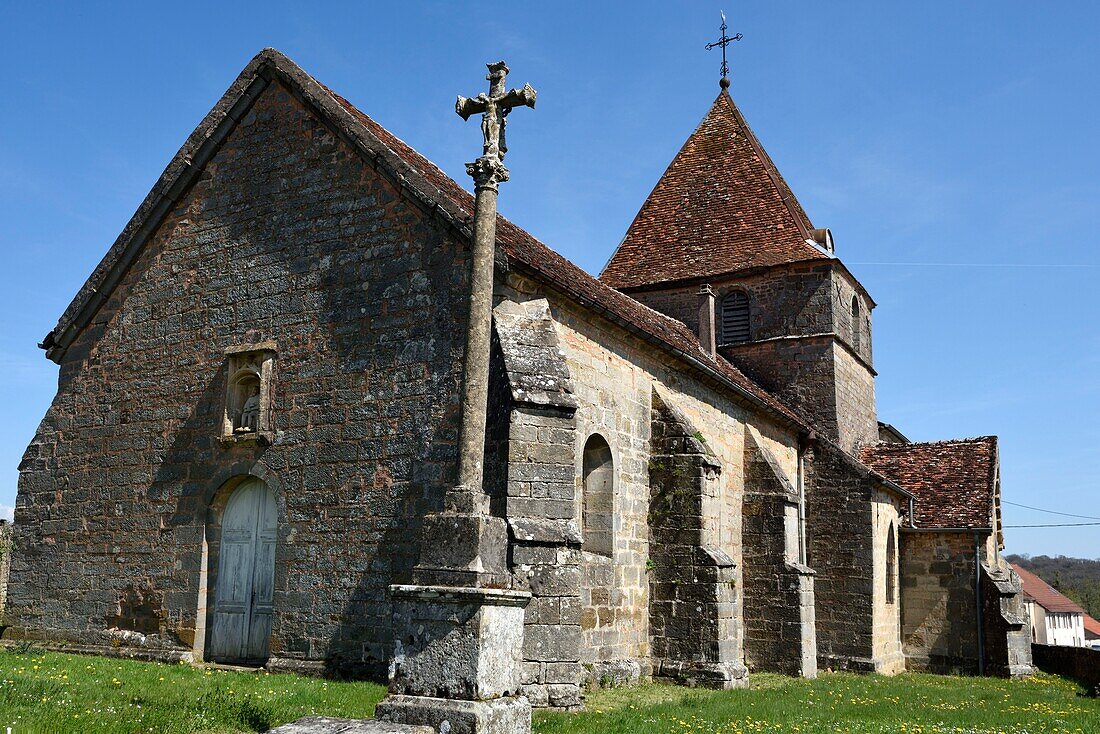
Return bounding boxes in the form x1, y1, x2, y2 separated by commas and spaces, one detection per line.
456, 61, 537, 164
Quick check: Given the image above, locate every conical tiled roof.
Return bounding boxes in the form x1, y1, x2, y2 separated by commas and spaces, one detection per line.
601, 90, 827, 289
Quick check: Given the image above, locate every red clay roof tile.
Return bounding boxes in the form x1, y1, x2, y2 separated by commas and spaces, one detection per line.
322, 88, 810, 430
860, 437, 998, 529
1012, 564, 1087, 615
600, 91, 827, 290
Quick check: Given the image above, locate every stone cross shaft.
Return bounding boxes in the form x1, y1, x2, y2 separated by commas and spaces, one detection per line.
450, 62, 537, 512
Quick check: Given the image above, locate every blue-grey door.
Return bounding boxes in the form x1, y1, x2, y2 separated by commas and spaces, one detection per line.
209, 478, 277, 663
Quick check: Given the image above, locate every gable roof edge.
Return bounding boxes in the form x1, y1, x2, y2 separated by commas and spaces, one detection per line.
718, 91, 813, 243
42, 47, 479, 364
39, 49, 814, 442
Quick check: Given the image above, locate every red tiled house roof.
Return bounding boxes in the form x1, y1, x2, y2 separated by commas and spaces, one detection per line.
860, 437, 999, 529
39, 49, 809, 433
1083, 614, 1100, 638
1012, 564, 1087, 615
600, 90, 828, 290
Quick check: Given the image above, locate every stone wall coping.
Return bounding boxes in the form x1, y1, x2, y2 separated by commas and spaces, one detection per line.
389, 584, 532, 607
224, 340, 278, 355
784, 561, 816, 576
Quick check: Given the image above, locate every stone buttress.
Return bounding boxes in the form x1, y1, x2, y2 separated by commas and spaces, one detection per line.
741, 428, 817, 677
647, 389, 747, 688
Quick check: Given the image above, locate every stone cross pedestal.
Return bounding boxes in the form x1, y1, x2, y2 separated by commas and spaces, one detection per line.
375, 61, 537, 734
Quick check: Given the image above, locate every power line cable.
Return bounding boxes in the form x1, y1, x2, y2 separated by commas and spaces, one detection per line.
1003, 522, 1100, 528
1002, 500, 1100, 521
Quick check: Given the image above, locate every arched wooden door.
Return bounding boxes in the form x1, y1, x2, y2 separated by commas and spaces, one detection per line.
209, 478, 277, 663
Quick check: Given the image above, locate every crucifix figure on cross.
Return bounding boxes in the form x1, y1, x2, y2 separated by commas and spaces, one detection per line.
456, 61, 537, 186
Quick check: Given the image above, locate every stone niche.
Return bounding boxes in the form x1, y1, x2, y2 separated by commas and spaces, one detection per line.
221, 343, 276, 443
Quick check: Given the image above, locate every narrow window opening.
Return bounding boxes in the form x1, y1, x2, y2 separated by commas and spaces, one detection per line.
720, 291, 751, 345
851, 295, 862, 352
886, 522, 897, 605
582, 434, 614, 558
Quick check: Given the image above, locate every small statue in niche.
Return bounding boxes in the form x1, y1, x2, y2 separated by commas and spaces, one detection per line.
236, 384, 261, 433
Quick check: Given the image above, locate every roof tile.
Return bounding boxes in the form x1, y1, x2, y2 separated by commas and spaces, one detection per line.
324, 88, 808, 428
1012, 564, 1087, 615
860, 437, 998, 529
600, 91, 827, 290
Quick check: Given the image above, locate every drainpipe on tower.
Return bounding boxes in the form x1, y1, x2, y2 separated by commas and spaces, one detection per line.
975, 531, 985, 676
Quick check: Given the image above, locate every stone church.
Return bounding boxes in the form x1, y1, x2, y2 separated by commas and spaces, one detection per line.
6, 49, 1033, 708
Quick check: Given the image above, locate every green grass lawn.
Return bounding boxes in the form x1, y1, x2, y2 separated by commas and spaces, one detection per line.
0, 647, 384, 733
0, 647, 1096, 733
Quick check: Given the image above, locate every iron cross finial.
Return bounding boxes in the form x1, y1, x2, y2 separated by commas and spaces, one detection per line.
705, 10, 743, 89
456, 61, 537, 189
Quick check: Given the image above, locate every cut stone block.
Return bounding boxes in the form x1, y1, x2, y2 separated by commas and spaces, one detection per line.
389, 584, 530, 701
375, 694, 531, 734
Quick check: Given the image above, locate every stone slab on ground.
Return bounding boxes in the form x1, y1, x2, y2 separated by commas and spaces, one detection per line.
376, 694, 531, 734
266, 716, 433, 733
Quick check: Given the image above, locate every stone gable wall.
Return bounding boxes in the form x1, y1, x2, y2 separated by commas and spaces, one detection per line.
8, 80, 469, 676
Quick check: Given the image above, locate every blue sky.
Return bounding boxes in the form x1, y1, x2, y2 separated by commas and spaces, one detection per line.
1, 2, 1097, 557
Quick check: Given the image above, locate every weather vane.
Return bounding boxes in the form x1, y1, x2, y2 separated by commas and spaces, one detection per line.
705, 10, 742, 89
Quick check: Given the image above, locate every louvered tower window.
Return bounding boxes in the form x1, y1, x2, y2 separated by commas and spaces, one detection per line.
851, 295, 862, 352
720, 291, 751, 345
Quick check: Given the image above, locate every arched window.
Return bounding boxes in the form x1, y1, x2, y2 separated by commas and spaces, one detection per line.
851, 295, 862, 352
720, 291, 751, 345
886, 522, 897, 605
582, 434, 614, 558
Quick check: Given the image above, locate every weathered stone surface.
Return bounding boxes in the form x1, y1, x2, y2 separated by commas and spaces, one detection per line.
648, 390, 747, 689
7, 72, 472, 675
267, 716, 432, 733
388, 585, 529, 701
493, 299, 577, 411
376, 694, 531, 734
741, 427, 817, 678
7, 45, 1030, 719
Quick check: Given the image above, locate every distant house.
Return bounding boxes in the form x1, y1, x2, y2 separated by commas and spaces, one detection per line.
1013, 564, 1086, 647
1084, 614, 1100, 650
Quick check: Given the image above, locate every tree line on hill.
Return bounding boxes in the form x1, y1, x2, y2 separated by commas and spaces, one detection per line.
1006, 553, 1100, 620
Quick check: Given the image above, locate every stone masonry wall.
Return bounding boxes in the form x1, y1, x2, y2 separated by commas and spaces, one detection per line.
626, 261, 834, 344
832, 346, 878, 453
500, 270, 801, 684
741, 430, 817, 677
831, 270, 873, 367
723, 337, 838, 440
900, 531, 982, 674
8, 80, 469, 676
648, 391, 746, 689
0, 522, 12, 621
626, 263, 877, 455
871, 489, 904, 673
803, 440, 878, 671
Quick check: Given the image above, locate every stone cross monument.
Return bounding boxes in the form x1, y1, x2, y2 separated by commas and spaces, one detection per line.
375, 62, 537, 734
451, 60, 536, 516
